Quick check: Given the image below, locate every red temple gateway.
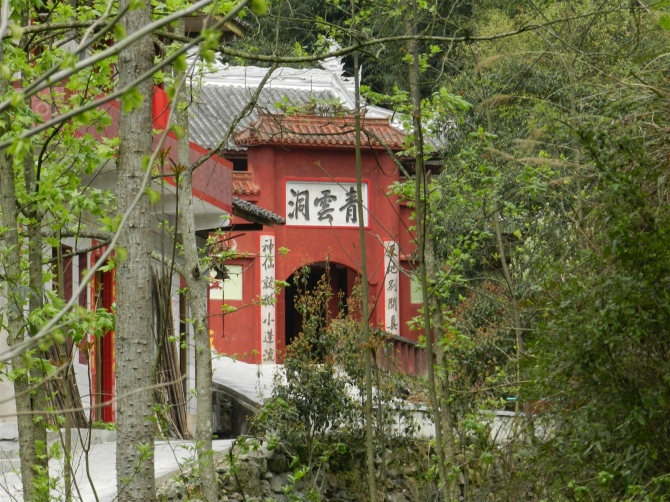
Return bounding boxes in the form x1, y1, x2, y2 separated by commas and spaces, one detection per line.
208, 113, 427, 374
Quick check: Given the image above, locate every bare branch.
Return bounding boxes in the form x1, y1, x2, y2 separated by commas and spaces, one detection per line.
0, 0, 250, 118
152, 251, 186, 277
0, 0, 252, 151
157, 5, 636, 64
45, 241, 111, 264
3, 20, 94, 38
189, 63, 278, 173
0, 374, 187, 420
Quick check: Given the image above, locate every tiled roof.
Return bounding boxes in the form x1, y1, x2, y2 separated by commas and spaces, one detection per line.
232, 172, 260, 196
234, 114, 406, 150
232, 197, 285, 226
189, 86, 337, 152
186, 66, 446, 154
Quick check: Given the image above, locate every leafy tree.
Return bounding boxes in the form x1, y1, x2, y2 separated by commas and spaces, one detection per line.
0, 1, 262, 498
352, 45, 378, 500
527, 60, 670, 501
421, 2, 670, 499
254, 267, 423, 499
0, 4, 118, 499
1, 1, 667, 500
236, 0, 477, 96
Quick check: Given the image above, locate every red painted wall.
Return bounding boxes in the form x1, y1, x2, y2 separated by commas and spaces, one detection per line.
209, 144, 423, 370
208, 255, 258, 362
90, 245, 116, 422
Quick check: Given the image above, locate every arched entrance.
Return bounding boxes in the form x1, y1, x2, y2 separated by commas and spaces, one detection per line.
282, 262, 357, 355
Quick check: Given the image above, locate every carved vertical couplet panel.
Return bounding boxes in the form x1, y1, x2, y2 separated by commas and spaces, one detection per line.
384, 241, 400, 336
260, 235, 276, 364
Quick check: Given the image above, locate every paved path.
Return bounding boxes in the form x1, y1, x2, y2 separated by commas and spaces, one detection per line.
0, 355, 281, 501
0, 439, 233, 501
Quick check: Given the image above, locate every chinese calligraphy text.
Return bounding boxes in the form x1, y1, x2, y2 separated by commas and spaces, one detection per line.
260, 235, 276, 363
384, 241, 400, 336
286, 181, 368, 227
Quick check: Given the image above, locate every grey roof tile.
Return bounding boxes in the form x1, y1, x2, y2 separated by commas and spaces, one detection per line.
189, 86, 338, 152
232, 197, 285, 226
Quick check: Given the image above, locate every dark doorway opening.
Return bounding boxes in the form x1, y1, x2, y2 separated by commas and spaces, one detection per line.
284, 262, 353, 349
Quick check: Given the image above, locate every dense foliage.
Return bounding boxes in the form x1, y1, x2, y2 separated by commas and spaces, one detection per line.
427, 4, 670, 500
243, 1, 670, 499
2, 0, 669, 500
253, 267, 429, 499
526, 69, 670, 500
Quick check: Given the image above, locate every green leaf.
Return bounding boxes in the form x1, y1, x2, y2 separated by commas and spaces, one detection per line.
171, 124, 185, 139
165, 84, 176, 101
74, 111, 93, 126
120, 87, 143, 113
116, 247, 127, 263
659, 14, 670, 30
0, 65, 11, 81
10, 92, 24, 108
251, 0, 268, 15
173, 53, 187, 73
60, 52, 78, 70
141, 154, 151, 171
52, 331, 65, 344
100, 257, 116, 272
101, 214, 123, 233
114, 23, 126, 39
8, 137, 31, 161
201, 28, 221, 51
9, 24, 23, 42
200, 48, 215, 63
144, 187, 160, 205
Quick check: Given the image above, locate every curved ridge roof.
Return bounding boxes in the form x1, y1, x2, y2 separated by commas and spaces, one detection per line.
234, 113, 406, 150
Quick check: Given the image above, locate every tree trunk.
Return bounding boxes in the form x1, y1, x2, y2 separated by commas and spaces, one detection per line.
352, 51, 378, 502
405, 1, 451, 499
25, 157, 50, 498
178, 167, 216, 500
0, 43, 44, 502
54, 239, 74, 502
115, 0, 157, 498
175, 48, 218, 499
426, 235, 458, 499
492, 207, 524, 400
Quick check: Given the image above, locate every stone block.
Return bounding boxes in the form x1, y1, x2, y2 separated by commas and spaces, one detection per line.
270, 472, 290, 493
